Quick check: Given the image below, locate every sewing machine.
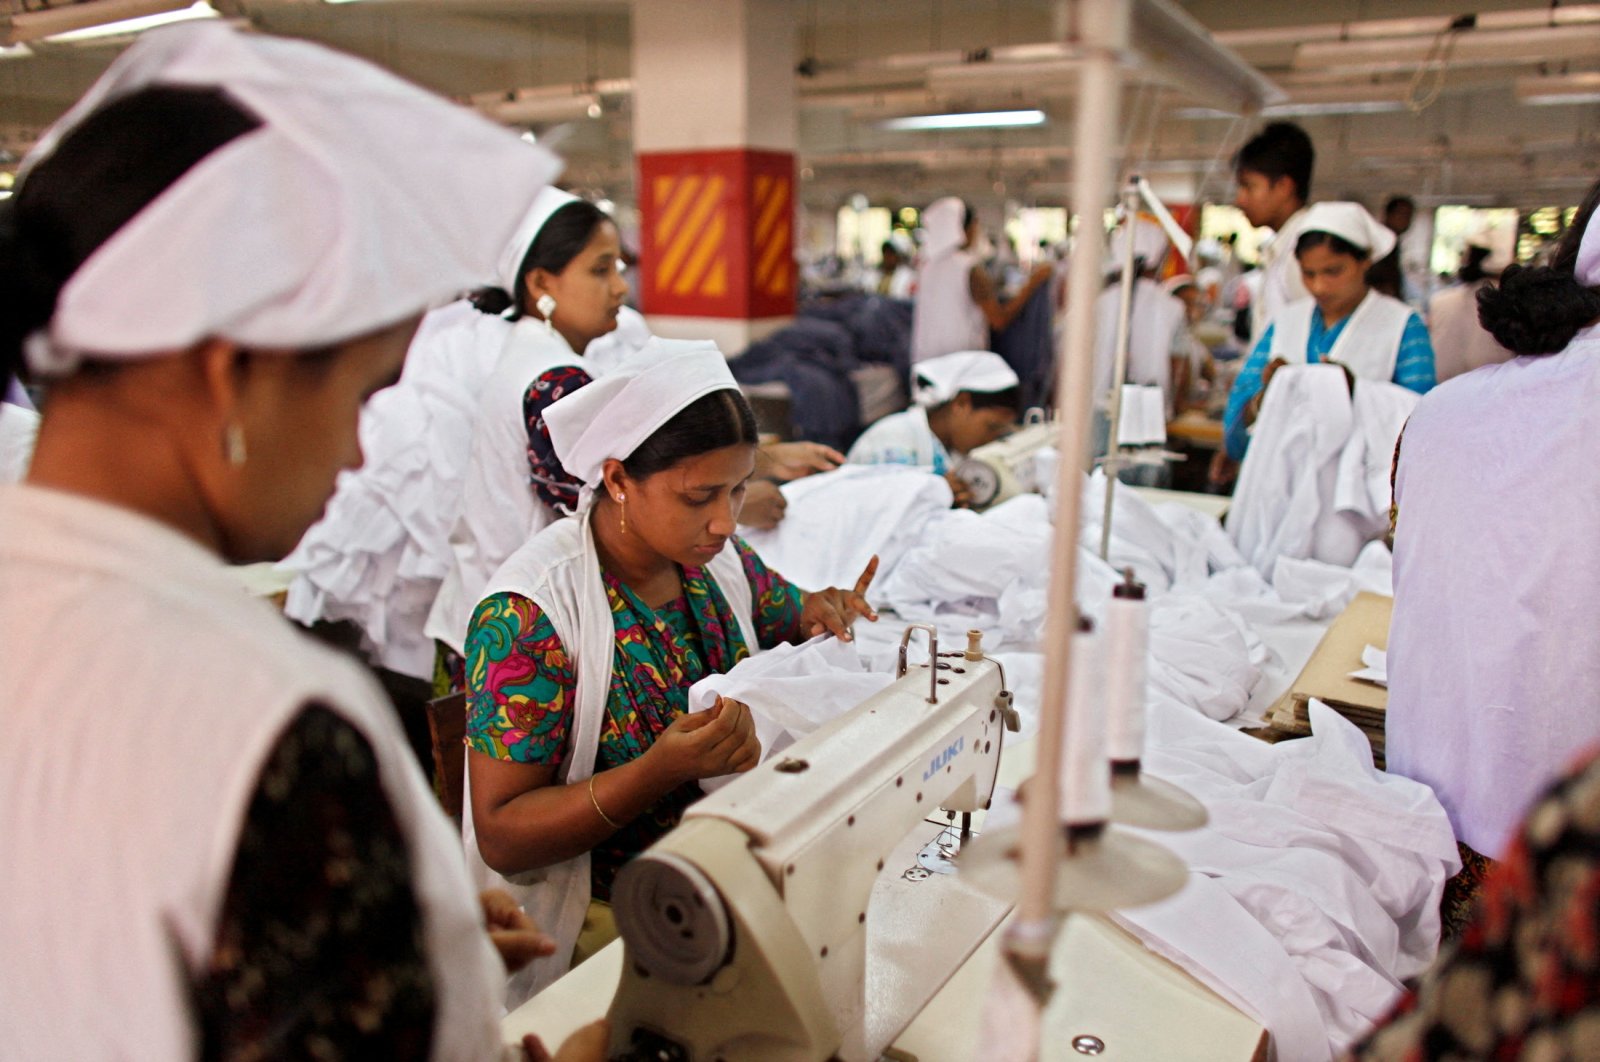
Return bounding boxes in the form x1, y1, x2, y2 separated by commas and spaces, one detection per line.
605, 627, 1018, 1062
952, 414, 1057, 511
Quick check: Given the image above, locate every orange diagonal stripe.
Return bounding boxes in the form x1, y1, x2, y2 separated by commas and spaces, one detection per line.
657, 176, 725, 291
756, 227, 790, 291
753, 178, 788, 247
654, 175, 701, 247
674, 209, 727, 296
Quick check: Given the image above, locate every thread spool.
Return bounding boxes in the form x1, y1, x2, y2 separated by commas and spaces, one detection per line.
1062, 615, 1110, 827
1105, 569, 1149, 772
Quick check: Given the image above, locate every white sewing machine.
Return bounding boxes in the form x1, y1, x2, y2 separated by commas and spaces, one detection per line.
605, 626, 1018, 1062
953, 414, 1057, 511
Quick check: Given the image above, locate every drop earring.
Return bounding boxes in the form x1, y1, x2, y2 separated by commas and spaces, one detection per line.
616, 492, 627, 534
224, 422, 248, 467
535, 293, 557, 335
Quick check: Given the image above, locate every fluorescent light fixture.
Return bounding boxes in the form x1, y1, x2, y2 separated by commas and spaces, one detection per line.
1516, 73, 1600, 106
880, 109, 1046, 131
39, 0, 216, 43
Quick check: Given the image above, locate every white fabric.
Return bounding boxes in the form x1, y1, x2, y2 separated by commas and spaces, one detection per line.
1251, 207, 1311, 347
1427, 281, 1514, 382
426, 319, 582, 653
690, 635, 893, 790
1297, 201, 1398, 261
739, 465, 953, 589
910, 349, 1019, 407
1092, 278, 1186, 404
845, 406, 951, 471
545, 338, 735, 493
582, 304, 652, 376
865, 262, 915, 299
0, 484, 504, 1060
280, 301, 512, 678
1105, 218, 1169, 273
23, 23, 559, 371
1389, 326, 1600, 857
0, 403, 39, 483
1271, 290, 1414, 384
494, 186, 579, 295
912, 199, 986, 362
470, 512, 757, 1004
1227, 365, 1415, 576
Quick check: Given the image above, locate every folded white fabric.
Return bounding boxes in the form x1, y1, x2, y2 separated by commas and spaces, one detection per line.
690, 635, 894, 791
1146, 594, 1266, 723
739, 465, 954, 591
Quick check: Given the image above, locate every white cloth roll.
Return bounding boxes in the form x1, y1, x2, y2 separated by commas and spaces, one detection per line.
1061, 622, 1111, 825
1104, 594, 1150, 764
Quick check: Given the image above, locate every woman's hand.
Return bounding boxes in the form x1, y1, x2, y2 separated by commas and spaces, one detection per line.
801, 556, 880, 641
480, 889, 557, 973
739, 480, 788, 530
647, 696, 762, 786
522, 1021, 609, 1062
944, 471, 973, 509
756, 440, 845, 482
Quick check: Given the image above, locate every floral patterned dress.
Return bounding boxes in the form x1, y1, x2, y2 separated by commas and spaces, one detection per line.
465, 538, 803, 900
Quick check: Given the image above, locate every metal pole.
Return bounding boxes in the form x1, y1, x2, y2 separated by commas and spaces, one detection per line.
1099, 178, 1141, 560
1007, 0, 1129, 972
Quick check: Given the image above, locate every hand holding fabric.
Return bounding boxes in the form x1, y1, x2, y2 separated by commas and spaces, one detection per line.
649, 696, 762, 785
944, 471, 974, 508
521, 1021, 609, 1062
739, 480, 788, 530
757, 440, 845, 481
480, 888, 557, 973
801, 555, 881, 641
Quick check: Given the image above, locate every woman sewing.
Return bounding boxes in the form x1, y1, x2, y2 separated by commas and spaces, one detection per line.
0, 24, 601, 1060
1221, 202, 1436, 463
464, 340, 877, 1004
846, 349, 1020, 505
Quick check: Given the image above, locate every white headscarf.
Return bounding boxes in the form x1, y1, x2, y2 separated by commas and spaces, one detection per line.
1297, 202, 1398, 261
921, 197, 969, 259
911, 350, 1020, 407
1574, 204, 1600, 287
545, 338, 740, 503
493, 186, 581, 297
1106, 219, 1170, 274
21, 23, 559, 373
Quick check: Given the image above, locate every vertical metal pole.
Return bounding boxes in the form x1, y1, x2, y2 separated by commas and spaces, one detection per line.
1006, 0, 1128, 968
1099, 179, 1141, 560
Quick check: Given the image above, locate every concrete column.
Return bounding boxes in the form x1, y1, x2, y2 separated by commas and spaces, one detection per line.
631, 0, 797, 353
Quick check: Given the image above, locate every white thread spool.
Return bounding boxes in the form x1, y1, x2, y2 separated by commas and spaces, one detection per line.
1061, 616, 1111, 826
1105, 571, 1150, 769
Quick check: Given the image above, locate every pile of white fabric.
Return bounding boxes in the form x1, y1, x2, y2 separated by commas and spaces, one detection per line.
278, 301, 511, 679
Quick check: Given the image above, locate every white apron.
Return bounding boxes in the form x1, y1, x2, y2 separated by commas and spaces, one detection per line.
845, 406, 950, 473
1270, 289, 1413, 384
426, 319, 582, 653
0, 484, 504, 1061
465, 510, 758, 1006
1388, 326, 1600, 856
1250, 207, 1310, 348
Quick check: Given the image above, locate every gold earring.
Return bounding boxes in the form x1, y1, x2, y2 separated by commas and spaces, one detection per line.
618, 493, 627, 535
224, 422, 247, 467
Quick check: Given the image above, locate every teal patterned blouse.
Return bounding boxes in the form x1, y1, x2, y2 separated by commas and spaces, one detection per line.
465, 537, 803, 900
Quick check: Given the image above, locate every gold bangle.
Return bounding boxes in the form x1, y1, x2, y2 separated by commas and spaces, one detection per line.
588, 775, 622, 830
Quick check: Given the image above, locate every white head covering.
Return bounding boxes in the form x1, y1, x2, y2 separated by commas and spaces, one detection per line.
493, 186, 582, 297
1296, 202, 1397, 261
545, 338, 740, 501
911, 350, 1020, 407
921, 197, 969, 259
1572, 207, 1600, 287
1464, 232, 1514, 276
1106, 218, 1169, 274
20, 23, 560, 374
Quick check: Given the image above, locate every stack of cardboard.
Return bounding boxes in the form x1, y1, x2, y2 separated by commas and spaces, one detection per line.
1267, 591, 1391, 766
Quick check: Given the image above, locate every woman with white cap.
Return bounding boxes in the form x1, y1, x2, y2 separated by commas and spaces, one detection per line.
0, 25, 604, 1061
1221, 201, 1437, 463
1384, 176, 1600, 937
846, 349, 1021, 503
911, 197, 1053, 363
462, 340, 877, 1003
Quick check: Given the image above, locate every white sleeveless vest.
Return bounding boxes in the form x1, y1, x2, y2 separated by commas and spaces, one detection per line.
912, 248, 987, 362
1270, 289, 1413, 383
464, 510, 757, 1006
426, 319, 582, 654
0, 485, 503, 1061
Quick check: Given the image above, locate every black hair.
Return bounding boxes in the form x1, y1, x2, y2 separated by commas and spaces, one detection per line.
1, 86, 262, 382
880, 240, 901, 259
1384, 195, 1416, 215
622, 388, 759, 480
1295, 229, 1369, 262
964, 386, 1020, 413
1458, 244, 1493, 284
962, 203, 976, 231
469, 198, 612, 318
1478, 176, 1600, 356
1233, 122, 1315, 203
